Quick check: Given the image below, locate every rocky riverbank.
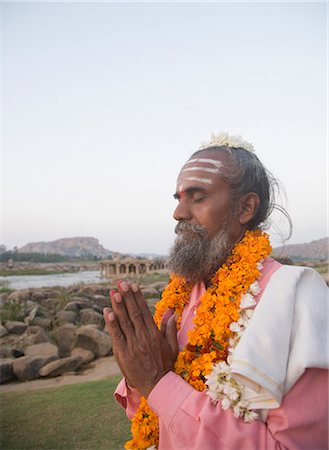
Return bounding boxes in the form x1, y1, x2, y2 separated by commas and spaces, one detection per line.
0, 261, 99, 276
0, 281, 167, 385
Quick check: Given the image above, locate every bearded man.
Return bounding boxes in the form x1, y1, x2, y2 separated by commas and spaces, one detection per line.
103, 133, 328, 450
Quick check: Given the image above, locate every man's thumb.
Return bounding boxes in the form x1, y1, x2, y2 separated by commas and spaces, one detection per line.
166, 314, 179, 356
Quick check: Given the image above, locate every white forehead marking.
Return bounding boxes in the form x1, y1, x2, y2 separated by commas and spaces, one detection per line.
181, 166, 219, 174
179, 176, 213, 186
184, 158, 223, 169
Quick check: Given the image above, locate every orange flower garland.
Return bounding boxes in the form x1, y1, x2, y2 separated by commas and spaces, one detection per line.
125, 230, 272, 450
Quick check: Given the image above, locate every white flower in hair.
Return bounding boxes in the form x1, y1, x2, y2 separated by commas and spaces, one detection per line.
200, 132, 255, 153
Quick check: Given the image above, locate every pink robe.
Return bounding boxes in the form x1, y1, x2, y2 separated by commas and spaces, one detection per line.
115, 259, 329, 449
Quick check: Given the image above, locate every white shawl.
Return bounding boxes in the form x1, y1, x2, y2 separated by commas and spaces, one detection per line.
230, 265, 328, 411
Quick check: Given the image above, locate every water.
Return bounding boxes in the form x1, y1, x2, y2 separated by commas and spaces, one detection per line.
0, 271, 107, 291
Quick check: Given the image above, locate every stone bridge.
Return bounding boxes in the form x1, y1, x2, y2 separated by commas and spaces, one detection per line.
100, 258, 166, 278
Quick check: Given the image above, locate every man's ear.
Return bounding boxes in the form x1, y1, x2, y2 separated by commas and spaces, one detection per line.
238, 193, 260, 225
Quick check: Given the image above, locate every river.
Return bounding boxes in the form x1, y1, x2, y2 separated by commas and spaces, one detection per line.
0, 271, 108, 291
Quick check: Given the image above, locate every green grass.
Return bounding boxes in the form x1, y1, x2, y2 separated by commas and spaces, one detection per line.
0, 376, 131, 450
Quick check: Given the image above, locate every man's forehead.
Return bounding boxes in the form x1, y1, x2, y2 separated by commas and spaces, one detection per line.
176, 152, 226, 190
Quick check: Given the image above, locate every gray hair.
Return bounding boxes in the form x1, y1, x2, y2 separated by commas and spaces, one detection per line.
192, 146, 292, 239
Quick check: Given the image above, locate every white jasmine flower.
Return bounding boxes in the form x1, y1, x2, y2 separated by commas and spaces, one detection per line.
147, 446, 157, 450
199, 132, 255, 153
257, 261, 264, 271
221, 397, 231, 410
244, 410, 259, 423
230, 322, 241, 333
223, 385, 239, 401
249, 281, 261, 296
240, 293, 257, 309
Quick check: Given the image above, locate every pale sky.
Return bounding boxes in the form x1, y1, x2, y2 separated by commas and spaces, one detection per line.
1, 1, 327, 255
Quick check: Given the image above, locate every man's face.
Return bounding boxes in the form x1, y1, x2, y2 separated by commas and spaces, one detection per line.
173, 150, 241, 239
168, 150, 244, 284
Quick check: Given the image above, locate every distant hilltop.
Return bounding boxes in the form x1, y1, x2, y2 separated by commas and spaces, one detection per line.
273, 237, 328, 262
17, 237, 112, 259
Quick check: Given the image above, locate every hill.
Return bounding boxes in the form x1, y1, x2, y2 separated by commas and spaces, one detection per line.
17, 237, 111, 259
272, 237, 328, 262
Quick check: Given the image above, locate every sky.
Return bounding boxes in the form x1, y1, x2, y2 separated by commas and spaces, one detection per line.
1, 1, 327, 255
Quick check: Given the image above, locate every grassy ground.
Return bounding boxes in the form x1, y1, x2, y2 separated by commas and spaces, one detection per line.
0, 376, 131, 450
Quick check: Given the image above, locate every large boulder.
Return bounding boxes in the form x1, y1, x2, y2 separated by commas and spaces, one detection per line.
55, 310, 78, 324
51, 324, 77, 357
71, 347, 95, 364
39, 355, 83, 377
25, 326, 52, 346
24, 342, 59, 359
63, 299, 91, 313
13, 354, 58, 381
79, 309, 104, 328
76, 325, 112, 357
141, 287, 159, 297
0, 325, 8, 337
28, 317, 52, 329
30, 290, 48, 302
4, 321, 28, 335
0, 358, 15, 383
91, 295, 109, 310
0, 346, 24, 358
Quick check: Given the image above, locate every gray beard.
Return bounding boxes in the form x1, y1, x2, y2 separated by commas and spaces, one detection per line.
167, 221, 233, 285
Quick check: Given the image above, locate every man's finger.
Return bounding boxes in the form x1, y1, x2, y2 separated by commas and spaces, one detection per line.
117, 282, 146, 331
103, 307, 127, 349
110, 290, 135, 340
130, 283, 158, 329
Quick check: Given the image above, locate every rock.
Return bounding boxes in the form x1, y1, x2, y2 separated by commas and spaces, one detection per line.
63, 299, 91, 312
0, 358, 15, 383
25, 305, 41, 324
39, 355, 83, 377
29, 317, 52, 329
148, 281, 168, 292
79, 309, 104, 328
31, 290, 47, 302
42, 298, 60, 310
0, 325, 8, 337
55, 310, 78, 324
47, 289, 62, 298
4, 321, 28, 335
7, 290, 29, 303
13, 354, 58, 380
91, 295, 109, 310
0, 346, 24, 358
71, 347, 95, 364
76, 325, 112, 357
25, 326, 52, 346
51, 324, 77, 357
141, 287, 159, 296
24, 342, 59, 359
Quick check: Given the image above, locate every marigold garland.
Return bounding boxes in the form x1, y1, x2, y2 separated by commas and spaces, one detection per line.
125, 230, 272, 450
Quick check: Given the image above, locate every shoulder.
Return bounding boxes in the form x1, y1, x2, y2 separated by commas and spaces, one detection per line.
263, 259, 328, 296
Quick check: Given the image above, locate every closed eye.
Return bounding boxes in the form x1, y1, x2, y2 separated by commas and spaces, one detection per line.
193, 194, 206, 203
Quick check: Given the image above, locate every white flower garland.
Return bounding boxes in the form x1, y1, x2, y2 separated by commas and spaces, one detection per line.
200, 131, 255, 153
205, 266, 263, 423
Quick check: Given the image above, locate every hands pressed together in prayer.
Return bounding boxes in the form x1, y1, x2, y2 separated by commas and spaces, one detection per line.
103, 281, 179, 398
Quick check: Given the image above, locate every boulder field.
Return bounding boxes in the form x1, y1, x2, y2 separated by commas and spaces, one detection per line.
0, 281, 167, 384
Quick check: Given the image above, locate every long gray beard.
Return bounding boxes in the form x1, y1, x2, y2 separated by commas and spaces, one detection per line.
167, 221, 233, 285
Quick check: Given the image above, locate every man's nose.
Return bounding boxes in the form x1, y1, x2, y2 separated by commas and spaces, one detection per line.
173, 200, 192, 222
